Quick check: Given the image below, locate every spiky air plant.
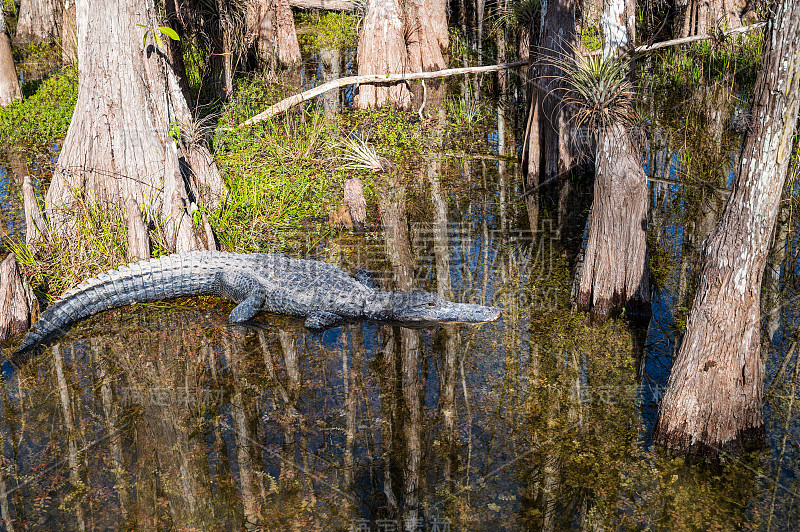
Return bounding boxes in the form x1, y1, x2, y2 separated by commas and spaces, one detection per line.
547, 46, 637, 134
339, 136, 390, 173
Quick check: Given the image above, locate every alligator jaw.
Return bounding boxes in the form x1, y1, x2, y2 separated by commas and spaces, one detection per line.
394, 300, 502, 325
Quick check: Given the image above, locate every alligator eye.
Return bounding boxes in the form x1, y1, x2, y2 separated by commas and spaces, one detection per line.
427, 302, 437, 307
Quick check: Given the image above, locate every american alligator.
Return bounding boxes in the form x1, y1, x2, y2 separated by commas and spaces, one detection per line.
11, 251, 501, 358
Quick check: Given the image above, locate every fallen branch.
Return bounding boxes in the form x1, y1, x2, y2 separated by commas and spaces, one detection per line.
585, 21, 766, 56
240, 60, 529, 125
289, 0, 355, 11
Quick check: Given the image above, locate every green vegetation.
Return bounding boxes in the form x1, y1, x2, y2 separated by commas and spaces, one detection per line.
9, 196, 130, 299
297, 12, 358, 52
0, 67, 78, 154
555, 48, 636, 130
649, 32, 763, 90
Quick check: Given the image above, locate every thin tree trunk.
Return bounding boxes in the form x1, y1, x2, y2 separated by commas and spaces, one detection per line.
522, 0, 578, 188
654, 0, 800, 457
0, 9, 20, 106
355, 0, 412, 109
62, 0, 77, 64
46, 0, 225, 254
16, 0, 61, 43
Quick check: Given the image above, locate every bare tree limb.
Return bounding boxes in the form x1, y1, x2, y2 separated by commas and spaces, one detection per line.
289, 0, 355, 11
584, 21, 766, 57
239, 60, 530, 125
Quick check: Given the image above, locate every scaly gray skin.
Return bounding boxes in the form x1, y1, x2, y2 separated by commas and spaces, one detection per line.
13, 251, 501, 357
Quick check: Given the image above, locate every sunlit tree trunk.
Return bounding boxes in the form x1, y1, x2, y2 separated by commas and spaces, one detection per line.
0, 255, 38, 343
47, 0, 225, 254
0, 9, 20, 107
258, 0, 301, 68
16, 0, 61, 42
426, 0, 448, 52
405, 0, 445, 74
62, 0, 77, 63
355, 0, 411, 109
654, 1, 800, 457
576, 0, 650, 317
677, 0, 747, 38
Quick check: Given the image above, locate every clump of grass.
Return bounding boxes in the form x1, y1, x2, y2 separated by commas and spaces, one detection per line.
297, 12, 358, 52
11, 41, 63, 80
0, 67, 78, 154
8, 195, 130, 299
447, 95, 489, 129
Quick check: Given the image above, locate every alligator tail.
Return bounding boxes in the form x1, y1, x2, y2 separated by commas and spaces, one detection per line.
14, 251, 224, 357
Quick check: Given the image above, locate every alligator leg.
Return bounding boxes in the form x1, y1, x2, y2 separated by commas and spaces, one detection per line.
228, 291, 266, 323
219, 272, 267, 323
305, 311, 344, 329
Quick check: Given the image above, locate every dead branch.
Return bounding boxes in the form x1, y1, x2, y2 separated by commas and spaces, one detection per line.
239, 60, 530, 125
584, 21, 766, 57
289, 0, 355, 11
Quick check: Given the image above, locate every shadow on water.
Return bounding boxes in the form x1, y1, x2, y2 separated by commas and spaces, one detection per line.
1, 57, 799, 532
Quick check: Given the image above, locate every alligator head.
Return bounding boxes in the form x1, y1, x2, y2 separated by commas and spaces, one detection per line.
382, 291, 501, 325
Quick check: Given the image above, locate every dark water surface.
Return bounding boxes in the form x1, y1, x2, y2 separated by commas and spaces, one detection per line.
1, 73, 799, 531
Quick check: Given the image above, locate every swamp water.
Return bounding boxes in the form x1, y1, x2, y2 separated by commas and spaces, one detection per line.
0, 65, 798, 532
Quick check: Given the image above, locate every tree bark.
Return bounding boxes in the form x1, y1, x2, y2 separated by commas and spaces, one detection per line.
575, 0, 650, 317
258, 0, 301, 68
654, 0, 800, 457
0, 254, 39, 343
576, 122, 650, 315
16, 0, 61, 43
0, 8, 20, 106
425, 0, 448, 52
61, 0, 77, 64
405, 0, 445, 73
677, 0, 747, 38
522, 0, 579, 188
355, 0, 412, 109
46, 0, 225, 254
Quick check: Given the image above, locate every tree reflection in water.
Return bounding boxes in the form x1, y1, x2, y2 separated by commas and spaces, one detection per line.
0, 146, 797, 529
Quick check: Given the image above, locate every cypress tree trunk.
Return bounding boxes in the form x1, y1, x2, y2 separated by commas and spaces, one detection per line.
522, 0, 578, 188
258, 0, 301, 68
16, 0, 61, 43
46, 0, 226, 255
654, 1, 800, 457
425, 0, 448, 52
61, 0, 77, 64
355, 0, 411, 109
405, 0, 445, 73
0, 8, 20, 106
678, 0, 746, 38
575, 0, 650, 317
576, 122, 649, 315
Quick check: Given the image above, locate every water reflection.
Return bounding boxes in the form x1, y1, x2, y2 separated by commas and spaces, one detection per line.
1, 90, 799, 530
